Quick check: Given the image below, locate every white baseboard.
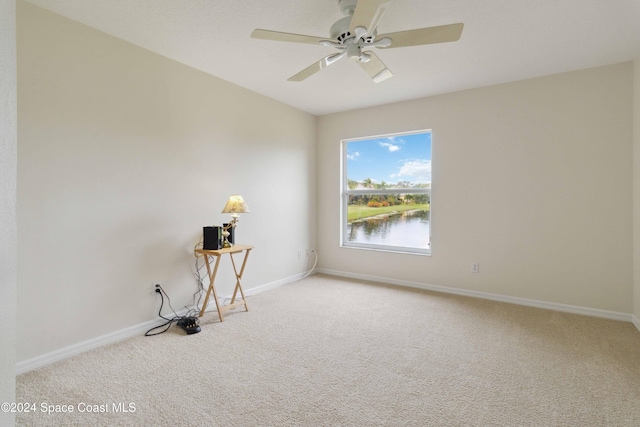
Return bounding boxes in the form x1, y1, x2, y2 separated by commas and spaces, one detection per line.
632, 315, 640, 333
16, 317, 169, 375
196, 271, 311, 315
16, 272, 306, 375
316, 268, 634, 323
241, 271, 309, 297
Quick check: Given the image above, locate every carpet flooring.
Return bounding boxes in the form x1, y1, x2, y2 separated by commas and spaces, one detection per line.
16, 274, 640, 426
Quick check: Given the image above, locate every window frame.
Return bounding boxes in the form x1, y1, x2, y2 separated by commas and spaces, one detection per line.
340, 130, 432, 256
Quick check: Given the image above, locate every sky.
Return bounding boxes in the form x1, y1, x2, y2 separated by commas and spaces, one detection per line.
345, 131, 431, 185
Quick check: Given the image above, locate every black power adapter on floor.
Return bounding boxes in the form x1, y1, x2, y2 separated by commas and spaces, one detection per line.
177, 317, 201, 335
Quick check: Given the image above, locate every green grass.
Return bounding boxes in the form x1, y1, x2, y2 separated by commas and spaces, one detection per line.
347, 204, 429, 222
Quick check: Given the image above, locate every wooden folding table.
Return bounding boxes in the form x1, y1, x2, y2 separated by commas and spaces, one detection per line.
194, 244, 253, 321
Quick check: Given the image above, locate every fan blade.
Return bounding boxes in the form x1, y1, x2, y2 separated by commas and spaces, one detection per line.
251, 29, 327, 46
357, 51, 393, 83
377, 23, 463, 48
288, 52, 347, 82
349, 0, 391, 38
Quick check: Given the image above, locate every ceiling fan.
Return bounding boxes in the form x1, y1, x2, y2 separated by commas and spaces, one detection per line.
251, 0, 463, 83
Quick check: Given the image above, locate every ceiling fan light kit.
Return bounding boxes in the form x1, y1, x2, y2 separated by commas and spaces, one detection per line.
251, 0, 463, 83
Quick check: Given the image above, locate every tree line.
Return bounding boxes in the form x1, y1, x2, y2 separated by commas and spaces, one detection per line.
347, 178, 430, 207
348, 179, 430, 190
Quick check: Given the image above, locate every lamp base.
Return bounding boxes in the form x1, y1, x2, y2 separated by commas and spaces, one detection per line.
222, 229, 233, 248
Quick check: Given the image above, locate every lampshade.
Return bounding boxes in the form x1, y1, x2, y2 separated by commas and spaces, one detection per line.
221, 195, 250, 214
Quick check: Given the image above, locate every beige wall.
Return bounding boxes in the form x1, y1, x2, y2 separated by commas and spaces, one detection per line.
318, 63, 634, 314
17, 2, 317, 361
1, 0, 17, 423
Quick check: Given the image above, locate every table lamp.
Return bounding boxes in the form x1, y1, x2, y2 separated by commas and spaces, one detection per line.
221, 195, 250, 247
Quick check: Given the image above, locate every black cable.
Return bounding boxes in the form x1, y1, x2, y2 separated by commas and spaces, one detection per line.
145, 284, 198, 336
159, 285, 181, 319
145, 286, 175, 336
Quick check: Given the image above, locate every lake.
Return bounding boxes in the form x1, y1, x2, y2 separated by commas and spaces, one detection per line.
345, 209, 430, 249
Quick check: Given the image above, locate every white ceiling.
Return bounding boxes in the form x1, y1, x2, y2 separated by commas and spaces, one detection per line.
25, 0, 640, 116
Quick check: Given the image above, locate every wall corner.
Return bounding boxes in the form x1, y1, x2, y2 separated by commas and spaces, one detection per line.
633, 56, 640, 325
0, 0, 17, 425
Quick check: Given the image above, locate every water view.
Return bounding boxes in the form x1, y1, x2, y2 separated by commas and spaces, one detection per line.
346, 209, 430, 249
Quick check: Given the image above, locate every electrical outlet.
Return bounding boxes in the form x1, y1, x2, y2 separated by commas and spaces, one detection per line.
471, 263, 480, 273
298, 250, 303, 260
153, 283, 161, 294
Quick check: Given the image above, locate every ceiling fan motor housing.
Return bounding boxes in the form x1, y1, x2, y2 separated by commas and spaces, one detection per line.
330, 16, 353, 43
330, 15, 377, 45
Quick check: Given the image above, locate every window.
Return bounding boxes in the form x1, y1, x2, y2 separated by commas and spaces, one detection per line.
341, 130, 431, 255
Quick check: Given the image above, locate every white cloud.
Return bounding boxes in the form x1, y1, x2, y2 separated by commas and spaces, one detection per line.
379, 142, 400, 152
391, 159, 432, 183
347, 151, 360, 160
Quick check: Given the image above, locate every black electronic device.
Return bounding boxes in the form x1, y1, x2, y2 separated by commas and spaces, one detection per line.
203, 226, 223, 250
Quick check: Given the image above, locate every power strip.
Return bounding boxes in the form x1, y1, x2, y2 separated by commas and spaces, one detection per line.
177, 317, 201, 335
